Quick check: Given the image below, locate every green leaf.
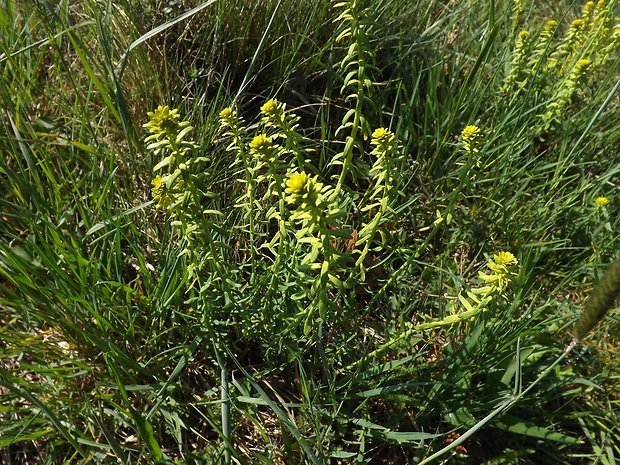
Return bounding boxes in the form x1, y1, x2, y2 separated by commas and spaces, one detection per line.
444, 407, 477, 428
154, 155, 174, 171
352, 419, 442, 443
493, 415, 581, 444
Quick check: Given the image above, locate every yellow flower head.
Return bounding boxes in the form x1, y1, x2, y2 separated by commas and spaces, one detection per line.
143, 105, 185, 135
249, 134, 273, 154
518, 30, 529, 40
219, 107, 237, 128
461, 125, 481, 139
370, 127, 398, 160
595, 196, 609, 207
576, 59, 591, 72
260, 99, 285, 119
571, 19, 584, 29
286, 172, 309, 195
284, 171, 325, 209
493, 251, 518, 267
478, 251, 519, 295
460, 125, 482, 154
371, 127, 395, 145
545, 20, 557, 30
219, 107, 233, 119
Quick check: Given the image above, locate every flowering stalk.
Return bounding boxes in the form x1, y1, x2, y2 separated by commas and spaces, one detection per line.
352, 252, 519, 367
260, 99, 307, 170
590, 1, 613, 63
540, 58, 591, 130
578, 1, 596, 42
547, 19, 586, 75
510, 0, 526, 36
330, 0, 375, 200
220, 107, 258, 279
589, 195, 612, 267
501, 30, 530, 95
144, 105, 233, 303
446, 125, 484, 218
249, 133, 292, 296
284, 171, 340, 333
526, 20, 557, 78
425, 251, 519, 329
595, 24, 620, 66
355, 128, 400, 274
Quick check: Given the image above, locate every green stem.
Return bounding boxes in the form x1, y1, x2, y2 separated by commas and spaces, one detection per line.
234, 127, 257, 283
282, 117, 306, 170
214, 345, 232, 465
265, 160, 289, 297
346, 295, 491, 371
418, 349, 571, 465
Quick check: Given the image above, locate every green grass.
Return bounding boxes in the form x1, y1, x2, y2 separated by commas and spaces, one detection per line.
1, 0, 619, 463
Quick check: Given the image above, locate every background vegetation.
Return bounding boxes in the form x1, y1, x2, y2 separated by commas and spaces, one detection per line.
0, 0, 618, 463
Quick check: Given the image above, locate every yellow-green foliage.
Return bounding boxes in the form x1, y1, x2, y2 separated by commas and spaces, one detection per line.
502, 0, 620, 132
417, 252, 519, 331
143, 95, 406, 335
139, 0, 417, 338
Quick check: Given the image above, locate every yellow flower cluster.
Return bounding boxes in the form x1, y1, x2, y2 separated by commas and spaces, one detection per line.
595, 196, 609, 207
491, 251, 518, 268
476, 251, 519, 297
143, 105, 187, 136
460, 125, 482, 154
370, 127, 397, 154
260, 99, 285, 120
371, 127, 393, 145
249, 134, 273, 156
219, 107, 234, 119
284, 171, 326, 210
219, 106, 243, 133
574, 58, 591, 75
